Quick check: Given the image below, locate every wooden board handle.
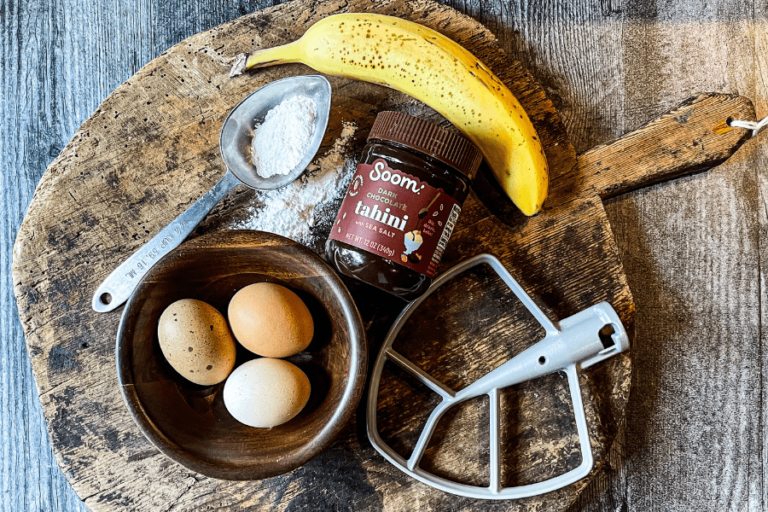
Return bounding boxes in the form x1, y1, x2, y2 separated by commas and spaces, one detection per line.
550, 93, 756, 201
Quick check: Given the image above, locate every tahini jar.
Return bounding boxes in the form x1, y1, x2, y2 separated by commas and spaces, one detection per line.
326, 111, 482, 301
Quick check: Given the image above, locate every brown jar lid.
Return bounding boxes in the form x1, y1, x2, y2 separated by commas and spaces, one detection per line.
368, 111, 483, 179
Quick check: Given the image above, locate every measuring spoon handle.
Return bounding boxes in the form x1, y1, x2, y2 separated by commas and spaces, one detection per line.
92, 172, 241, 313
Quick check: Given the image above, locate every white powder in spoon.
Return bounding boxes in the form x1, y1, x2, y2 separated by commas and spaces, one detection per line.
252, 95, 317, 178
233, 121, 358, 253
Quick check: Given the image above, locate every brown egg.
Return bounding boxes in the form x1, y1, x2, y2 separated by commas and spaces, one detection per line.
223, 358, 311, 428
157, 299, 236, 386
228, 283, 314, 358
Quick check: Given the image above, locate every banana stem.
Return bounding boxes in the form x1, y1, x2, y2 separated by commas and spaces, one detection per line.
229, 42, 303, 77
253, 41, 303, 65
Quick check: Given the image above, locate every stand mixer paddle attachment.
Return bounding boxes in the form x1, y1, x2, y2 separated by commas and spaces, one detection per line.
366, 253, 629, 500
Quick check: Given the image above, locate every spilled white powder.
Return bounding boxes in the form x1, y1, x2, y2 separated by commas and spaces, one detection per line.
234, 121, 358, 251
252, 95, 317, 178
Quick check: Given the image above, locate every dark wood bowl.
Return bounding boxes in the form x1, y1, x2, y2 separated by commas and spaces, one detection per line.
116, 230, 367, 480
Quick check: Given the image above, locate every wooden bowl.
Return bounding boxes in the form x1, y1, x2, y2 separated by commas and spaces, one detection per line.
116, 230, 366, 480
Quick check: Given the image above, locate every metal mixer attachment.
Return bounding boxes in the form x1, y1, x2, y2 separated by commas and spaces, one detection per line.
366, 253, 630, 500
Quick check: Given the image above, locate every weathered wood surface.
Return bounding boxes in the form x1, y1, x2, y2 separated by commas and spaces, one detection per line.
3, 3, 767, 512
11, 0, 637, 509
564, 3, 768, 510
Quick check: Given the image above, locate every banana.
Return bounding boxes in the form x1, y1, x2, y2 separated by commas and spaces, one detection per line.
230, 13, 548, 216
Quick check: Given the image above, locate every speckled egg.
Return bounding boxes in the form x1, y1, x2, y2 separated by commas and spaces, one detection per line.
157, 299, 237, 386
228, 283, 314, 358
223, 358, 311, 428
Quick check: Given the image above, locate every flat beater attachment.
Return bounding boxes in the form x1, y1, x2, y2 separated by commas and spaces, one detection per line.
366, 253, 630, 500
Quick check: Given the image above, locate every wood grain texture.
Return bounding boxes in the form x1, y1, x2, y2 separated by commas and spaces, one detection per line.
6, 0, 654, 509
612, 9, 766, 512
11, 0, 637, 509
4, 2, 768, 512
565, 94, 755, 200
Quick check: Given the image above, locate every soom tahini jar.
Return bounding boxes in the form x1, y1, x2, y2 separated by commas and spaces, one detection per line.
326, 111, 483, 301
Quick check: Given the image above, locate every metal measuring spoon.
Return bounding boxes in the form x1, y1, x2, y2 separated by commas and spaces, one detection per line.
92, 75, 332, 313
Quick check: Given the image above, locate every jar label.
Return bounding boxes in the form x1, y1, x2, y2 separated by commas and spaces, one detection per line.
329, 158, 461, 278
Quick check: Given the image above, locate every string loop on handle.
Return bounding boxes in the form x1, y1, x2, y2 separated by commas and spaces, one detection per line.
728, 116, 768, 137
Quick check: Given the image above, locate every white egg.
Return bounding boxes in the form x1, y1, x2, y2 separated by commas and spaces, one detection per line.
223, 358, 311, 428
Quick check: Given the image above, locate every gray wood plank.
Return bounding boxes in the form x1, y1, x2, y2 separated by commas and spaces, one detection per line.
584, 0, 765, 510
1, 0, 87, 505
753, 5, 767, 512
2, 0, 92, 509
751, 146, 766, 512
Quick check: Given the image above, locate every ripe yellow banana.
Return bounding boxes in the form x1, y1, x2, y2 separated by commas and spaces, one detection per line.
231, 13, 548, 215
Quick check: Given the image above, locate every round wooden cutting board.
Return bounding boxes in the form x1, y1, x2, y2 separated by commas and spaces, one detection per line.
11, 0, 755, 510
